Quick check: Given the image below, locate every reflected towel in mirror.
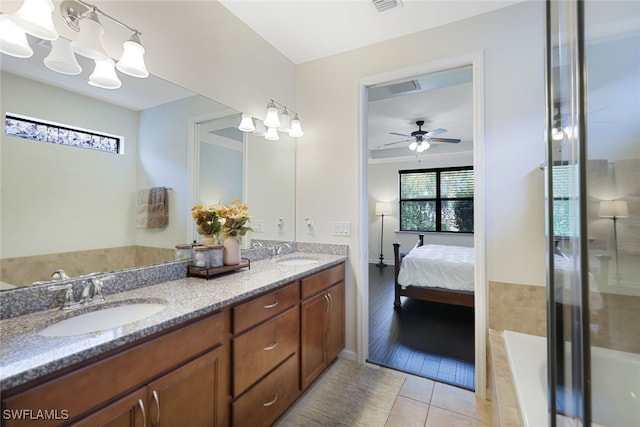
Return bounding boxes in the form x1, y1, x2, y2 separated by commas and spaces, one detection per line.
136, 187, 169, 228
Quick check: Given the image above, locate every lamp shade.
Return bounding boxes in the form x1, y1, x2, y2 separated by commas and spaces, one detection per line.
264, 100, 280, 128
0, 14, 33, 58
11, 0, 58, 41
265, 126, 280, 141
278, 108, 291, 132
116, 33, 148, 78
44, 38, 81, 75
238, 113, 255, 132
599, 200, 629, 218
71, 12, 109, 60
375, 202, 392, 216
88, 59, 121, 89
288, 113, 304, 137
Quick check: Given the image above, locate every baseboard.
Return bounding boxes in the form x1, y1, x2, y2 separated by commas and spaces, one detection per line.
339, 349, 357, 361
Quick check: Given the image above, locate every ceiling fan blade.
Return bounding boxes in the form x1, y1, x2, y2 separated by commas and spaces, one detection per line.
426, 128, 447, 137
430, 137, 460, 143
383, 138, 413, 147
389, 132, 411, 137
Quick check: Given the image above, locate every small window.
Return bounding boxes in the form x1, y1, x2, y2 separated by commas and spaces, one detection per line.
4, 113, 123, 154
551, 162, 578, 238
399, 166, 474, 233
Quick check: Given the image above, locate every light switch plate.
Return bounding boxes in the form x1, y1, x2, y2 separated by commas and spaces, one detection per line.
332, 221, 351, 236
252, 220, 264, 233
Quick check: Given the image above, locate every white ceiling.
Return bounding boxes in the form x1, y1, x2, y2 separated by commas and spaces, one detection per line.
218, 0, 511, 160
218, 0, 524, 65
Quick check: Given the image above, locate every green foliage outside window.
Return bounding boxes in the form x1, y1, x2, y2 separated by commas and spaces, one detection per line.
399, 167, 474, 233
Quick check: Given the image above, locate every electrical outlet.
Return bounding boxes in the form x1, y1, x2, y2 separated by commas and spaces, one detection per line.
252, 220, 264, 233
332, 221, 351, 236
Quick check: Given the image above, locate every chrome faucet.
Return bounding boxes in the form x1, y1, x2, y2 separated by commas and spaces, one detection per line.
51, 269, 70, 280
49, 275, 113, 310
276, 243, 293, 256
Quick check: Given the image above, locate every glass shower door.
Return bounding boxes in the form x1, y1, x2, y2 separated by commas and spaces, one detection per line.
546, 1, 640, 426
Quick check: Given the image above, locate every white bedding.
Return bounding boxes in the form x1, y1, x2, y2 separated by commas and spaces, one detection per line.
397, 244, 475, 292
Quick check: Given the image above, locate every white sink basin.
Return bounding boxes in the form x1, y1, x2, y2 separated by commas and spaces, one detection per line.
39, 302, 167, 337
277, 258, 319, 266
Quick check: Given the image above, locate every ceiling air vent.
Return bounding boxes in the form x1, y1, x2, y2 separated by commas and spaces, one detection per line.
371, 0, 402, 13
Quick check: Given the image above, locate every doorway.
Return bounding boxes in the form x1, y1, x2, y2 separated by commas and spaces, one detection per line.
356, 52, 487, 397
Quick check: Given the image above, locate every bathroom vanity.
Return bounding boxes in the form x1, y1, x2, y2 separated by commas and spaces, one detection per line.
0, 254, 346, 427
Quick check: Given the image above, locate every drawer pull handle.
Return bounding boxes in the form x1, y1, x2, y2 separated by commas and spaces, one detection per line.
264, 301, 279, 309
264, 341, 278, 351
138, 399, 147, 427
152, 390, 160, 426
263, 393, 279, 407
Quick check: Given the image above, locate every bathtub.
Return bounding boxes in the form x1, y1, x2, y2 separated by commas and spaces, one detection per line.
503, 330, 640, 427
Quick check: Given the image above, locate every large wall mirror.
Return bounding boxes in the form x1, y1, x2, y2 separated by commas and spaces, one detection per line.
0, 40, 296, 290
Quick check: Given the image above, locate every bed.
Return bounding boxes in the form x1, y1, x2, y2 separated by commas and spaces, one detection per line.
393, 235, 475, 309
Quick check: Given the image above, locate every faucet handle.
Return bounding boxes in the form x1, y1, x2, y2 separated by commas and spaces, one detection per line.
48, 283, 76, 310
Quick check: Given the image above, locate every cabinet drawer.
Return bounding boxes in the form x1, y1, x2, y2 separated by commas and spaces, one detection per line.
232, 354, 299, 427
233, 307, 299, 396
233, 282, 299, 334
2, 312, 224, 427
301, 263, 345, 300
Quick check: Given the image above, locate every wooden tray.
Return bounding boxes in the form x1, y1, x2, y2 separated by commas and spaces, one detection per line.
187, 258, 250, 280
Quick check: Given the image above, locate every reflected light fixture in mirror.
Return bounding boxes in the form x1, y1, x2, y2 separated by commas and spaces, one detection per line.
239, 99, 304, 139
0, 0, 148, 90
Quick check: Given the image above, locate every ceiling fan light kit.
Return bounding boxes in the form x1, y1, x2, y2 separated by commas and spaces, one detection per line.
384, 120, 461, 153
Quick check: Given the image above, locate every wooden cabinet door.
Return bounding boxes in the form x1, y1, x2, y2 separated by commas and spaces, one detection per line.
325, 281, 345, 364
146, 345, 228, 427
71, 389, 147, 427
300, 291, 328, 390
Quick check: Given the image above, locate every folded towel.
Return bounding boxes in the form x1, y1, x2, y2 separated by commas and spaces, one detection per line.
136, 187, 169, 229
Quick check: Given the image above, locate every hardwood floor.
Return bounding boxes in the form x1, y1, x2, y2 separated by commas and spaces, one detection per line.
367, 263, 475, 390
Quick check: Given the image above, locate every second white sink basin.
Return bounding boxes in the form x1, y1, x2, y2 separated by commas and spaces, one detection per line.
277, 258, 319, 266
39, 301, 167, 337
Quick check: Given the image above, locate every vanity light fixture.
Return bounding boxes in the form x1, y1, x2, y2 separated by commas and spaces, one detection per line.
0, 0, 149, 90
238, 99, 304, 139
238, 113, 255, 132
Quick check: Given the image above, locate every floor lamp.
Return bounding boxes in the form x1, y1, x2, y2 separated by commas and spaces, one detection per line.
599, 200, 628, 283
375, 202, 392, 268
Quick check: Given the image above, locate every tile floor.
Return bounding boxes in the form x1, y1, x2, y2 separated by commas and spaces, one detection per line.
375, 365, 496, 427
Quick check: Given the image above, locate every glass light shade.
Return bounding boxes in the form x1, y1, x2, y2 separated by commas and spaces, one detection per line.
238, 113, 255, 132
551, 127, 564, 141
288, 114, 304, 137
408, 141, 418, 151
599, 200, 629, 218
44, 38, 81, 75
277, 108, 291, 132
264, 101, 280, 128
88, 59, 121, 89
0, 14, 33, 58
375, 202, 392, 216
71, 12, 109, 60
253, 120, 266, 136
11, 0, 58, 41
265, 126, 280, 141
116, 34, 148, 78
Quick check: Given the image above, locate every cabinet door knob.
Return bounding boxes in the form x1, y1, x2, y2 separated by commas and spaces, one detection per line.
152, 390, 160, 426
263, 393, 279, 407
138, 399, 146, 427
264, 341, 278, 351
264, 300, 279, 309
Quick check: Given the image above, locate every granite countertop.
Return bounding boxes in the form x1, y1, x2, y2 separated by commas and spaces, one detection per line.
0, 253, 346, 390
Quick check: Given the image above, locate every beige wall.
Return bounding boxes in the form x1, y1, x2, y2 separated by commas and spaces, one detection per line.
295, 1, 546, 355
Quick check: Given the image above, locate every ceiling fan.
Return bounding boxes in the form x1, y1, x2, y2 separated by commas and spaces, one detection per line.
384, 120, 461, 152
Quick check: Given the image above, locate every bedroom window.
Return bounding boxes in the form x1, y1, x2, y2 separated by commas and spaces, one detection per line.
399, 166, 474, 233
551, 162, 577, 238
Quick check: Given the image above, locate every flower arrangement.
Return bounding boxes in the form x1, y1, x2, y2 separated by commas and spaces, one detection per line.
218, 199, 253, 239
191, 204, 223, 237
191, 199, 252, 240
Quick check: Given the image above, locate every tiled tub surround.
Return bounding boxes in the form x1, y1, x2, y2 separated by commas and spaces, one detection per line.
1, 246, 175, 287
0, 251, 346, 390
